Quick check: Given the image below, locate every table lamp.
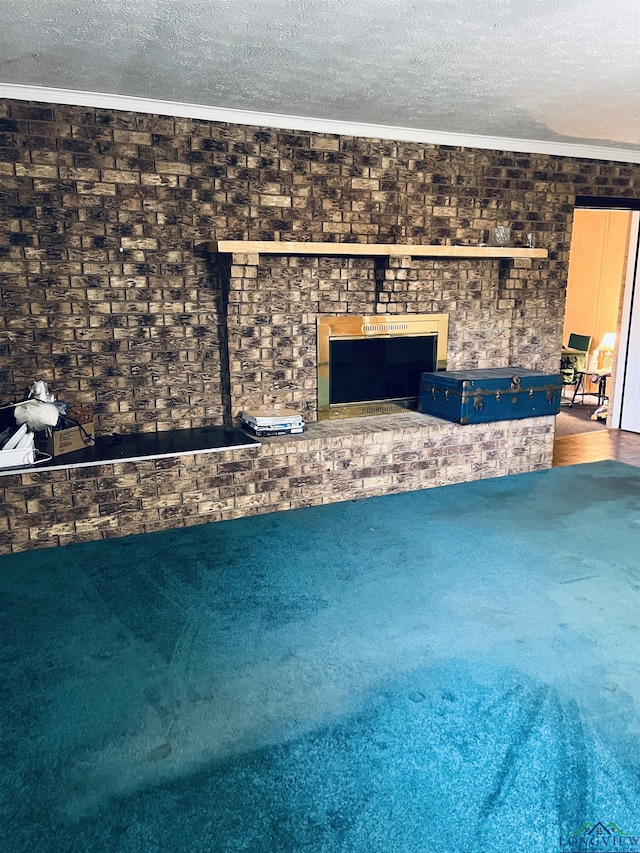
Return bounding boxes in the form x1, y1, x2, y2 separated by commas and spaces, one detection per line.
596, 332, 616, 370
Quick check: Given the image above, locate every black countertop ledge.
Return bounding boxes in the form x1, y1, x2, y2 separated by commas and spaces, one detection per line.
0, 426, 260, 476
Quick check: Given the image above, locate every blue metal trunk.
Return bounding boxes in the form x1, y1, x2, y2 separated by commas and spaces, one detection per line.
418, 367, 562, 424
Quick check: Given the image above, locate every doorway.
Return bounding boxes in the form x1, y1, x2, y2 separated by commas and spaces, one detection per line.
558, 207, 638, 436
611, 212, 640, 433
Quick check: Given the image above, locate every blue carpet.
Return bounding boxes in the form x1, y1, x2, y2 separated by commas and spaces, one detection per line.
1, 461, 639, 852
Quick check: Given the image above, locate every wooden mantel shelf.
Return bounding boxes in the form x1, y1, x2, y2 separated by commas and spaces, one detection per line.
206, 240, 548, 260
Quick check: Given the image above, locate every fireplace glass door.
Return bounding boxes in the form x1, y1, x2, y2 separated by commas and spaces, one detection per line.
330, 336, 437, 404
317, 313, 448, 419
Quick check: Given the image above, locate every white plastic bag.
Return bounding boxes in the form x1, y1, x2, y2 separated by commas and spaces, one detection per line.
14, 399, 59, 431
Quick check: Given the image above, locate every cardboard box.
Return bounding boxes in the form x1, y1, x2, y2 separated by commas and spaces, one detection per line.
41, 423, 95, 457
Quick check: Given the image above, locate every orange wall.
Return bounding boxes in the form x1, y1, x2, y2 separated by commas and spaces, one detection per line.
563, 209, 631, 358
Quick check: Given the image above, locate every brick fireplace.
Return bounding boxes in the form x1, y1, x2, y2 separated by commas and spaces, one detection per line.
220, 247, 546, 425
1, 97, 639, 553
2, 236, 558, 554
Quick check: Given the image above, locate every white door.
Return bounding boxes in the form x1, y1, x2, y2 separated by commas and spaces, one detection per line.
612, 212, 640, 433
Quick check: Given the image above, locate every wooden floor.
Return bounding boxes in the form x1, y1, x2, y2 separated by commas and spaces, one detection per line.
553, 428, 640, 468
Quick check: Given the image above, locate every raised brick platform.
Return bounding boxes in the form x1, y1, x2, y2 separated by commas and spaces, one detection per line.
0, 413, 554, 554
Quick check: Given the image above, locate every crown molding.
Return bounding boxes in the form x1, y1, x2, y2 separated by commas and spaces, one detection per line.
1, 82, 639, 164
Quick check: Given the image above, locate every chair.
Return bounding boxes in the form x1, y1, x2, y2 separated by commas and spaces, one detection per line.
560, 333, 591, 402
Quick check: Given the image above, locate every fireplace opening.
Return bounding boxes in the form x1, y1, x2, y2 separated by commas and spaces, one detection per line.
318, 314, 448, 419
330, 336, 437, 403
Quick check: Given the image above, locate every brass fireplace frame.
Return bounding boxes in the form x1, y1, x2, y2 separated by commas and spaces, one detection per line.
317, 313, 449, 419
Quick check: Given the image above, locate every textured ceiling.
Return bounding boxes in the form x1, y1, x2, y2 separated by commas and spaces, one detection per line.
1, 0, 639, 155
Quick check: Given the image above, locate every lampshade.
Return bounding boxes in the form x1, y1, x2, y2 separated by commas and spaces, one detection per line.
597, 332, 616, 352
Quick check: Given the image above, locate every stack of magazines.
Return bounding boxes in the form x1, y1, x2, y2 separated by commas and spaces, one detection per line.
240, 409, 305, 437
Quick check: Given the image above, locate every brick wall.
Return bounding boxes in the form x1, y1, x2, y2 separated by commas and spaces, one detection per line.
1, 97, 639, 553
2, 97, 639, 434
